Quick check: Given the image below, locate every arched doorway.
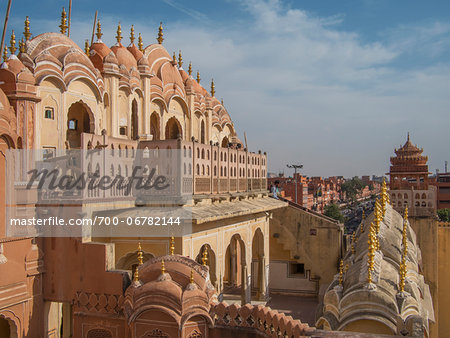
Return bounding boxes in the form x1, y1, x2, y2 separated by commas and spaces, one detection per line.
252, 228, 266, 300
0, 315, 18, 338
131, 99, 139, 140
66, 101, 94, 148
165, 117, 182, 140
195, 244, 217, 288
116, 250, 155, 279
150, 112, 160, 140
223, 234, 248, 303
221, 136, 229, 148
200, 120, 205, 144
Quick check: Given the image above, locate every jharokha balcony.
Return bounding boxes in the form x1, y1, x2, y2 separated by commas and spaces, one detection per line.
25, 132, 268, 205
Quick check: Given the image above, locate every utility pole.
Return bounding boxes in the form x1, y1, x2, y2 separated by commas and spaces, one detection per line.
287, 164, 303, 204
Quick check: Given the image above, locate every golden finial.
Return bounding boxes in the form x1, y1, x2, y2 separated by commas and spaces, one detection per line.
161, 259, 166, 274
19, 38, 25, 54
59, 8, 68, 35
138, 33, 143, 52
2, 46, 7, 62
201, 245, 208, 266
130, 25, 135, 44
9, 30, 16, 55
96, 20, 103, 40
196, 71, 201, 84
169, 236, 175, 255
399, 259, 406, 293
116, 23, 122, 44
362, 210, 365, 220
137, 242, 143, 265
172, 51, 177, 64
188, 62, 192, 76
190, 269, 194, 284
24, 16, 31, 41
338, 259, 343, 286
178, 50, 183, 68
211, 79, 215, 96
367, 222, 376, 283
84, 40, 90, 56
351, 231, 356, 255
404, 205, 409, 221
133, 266, 139, 282
221, 98, 224, 106
157, 22, 164, 44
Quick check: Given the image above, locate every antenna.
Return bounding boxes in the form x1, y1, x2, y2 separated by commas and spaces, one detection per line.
91, 11, 98, 45
68, 0, 72, 37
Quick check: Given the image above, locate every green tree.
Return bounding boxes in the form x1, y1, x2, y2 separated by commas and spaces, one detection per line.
324, 203, 345, 223
341, 176, 365, 203
437, 209, 450, 222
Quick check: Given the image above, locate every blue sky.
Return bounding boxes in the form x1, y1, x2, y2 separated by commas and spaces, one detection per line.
3, 0, 450, 177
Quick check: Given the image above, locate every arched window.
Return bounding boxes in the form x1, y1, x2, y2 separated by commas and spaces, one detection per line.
196, 164, 200, 175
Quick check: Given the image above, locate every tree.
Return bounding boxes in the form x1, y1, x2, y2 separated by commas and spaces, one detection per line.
437, 209, 450, 222
341, 177, 365, 203
324, 203, 345, 223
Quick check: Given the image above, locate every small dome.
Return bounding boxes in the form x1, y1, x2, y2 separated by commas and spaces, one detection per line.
111, 43, 138, 72
127, 44, 143, 61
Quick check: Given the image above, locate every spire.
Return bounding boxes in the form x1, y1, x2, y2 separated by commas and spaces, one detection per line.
169, 236, 175, 255
157, 22, 164, 44
338, 259, 343, 286
407, 132, 410, 142
161, 259, 166, 274
138, 33, 143, 52
137, 242, 144, 265
2, 46, 7, 63
24, 16, 31, 41
19, 38, 25, 54
196, 71, 201, 84
116, 23, 122, 44
84, 40, 90, 56
351, 231, 356, 255
188, 62, 192, 76
172, 51, 177, 64
221, 98, 224, 106
59, 8, 68, 35
130, 25, 135, 44
9, 30, 16, 55
211, 79, 215, 97
201, 245, 208, 266
96, 20, 103, 41
178, 50, 183, 68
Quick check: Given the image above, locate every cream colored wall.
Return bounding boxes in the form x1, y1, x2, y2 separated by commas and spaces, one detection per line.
438, 225, 450, 338
269, 206, 343, 295
409, 217, 438, 338
341, 320, 394, 335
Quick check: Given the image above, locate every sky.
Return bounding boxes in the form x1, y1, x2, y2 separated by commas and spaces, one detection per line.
3, 0, 450, 178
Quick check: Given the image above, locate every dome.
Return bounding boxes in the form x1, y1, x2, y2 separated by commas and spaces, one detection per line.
127, 44, 143, 62
111, 43, 138, 72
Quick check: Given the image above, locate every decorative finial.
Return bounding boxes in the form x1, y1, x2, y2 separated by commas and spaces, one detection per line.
201, 245, 208, 266
116, 23, 122, 43
211, 79, 215, 96
362, 210, 365, 220
339, 259, 343, 286
172, 51, 177, 64
367, 222, 376, 284
137, 242, 143, 265
157, 22, 164, 44
133, 266, 139, 282
161, 259, 166, 274
96, 20, 103, 40
130, 25, 135, 44
169, 236, 175, 255
9, 30, 16, 55
351, 232, 356, 255
24, 16, 31, 41
399, 259, 406, 293
196, 71, 201, 84
190, 269, 194, 284
188, 62, 192, 76
407, 132, 410, 142
59, 8, 68, 35
19, 38, 25, 54
84, 40, 90, 56
178, 50, 183, 68
221, 98, 224, 106
138, 33, 143, 52
2, 46, 7, 63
